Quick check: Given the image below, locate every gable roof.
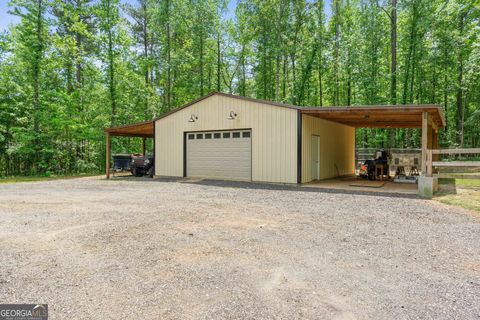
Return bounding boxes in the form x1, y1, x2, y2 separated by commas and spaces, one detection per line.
153, 92, 300, 122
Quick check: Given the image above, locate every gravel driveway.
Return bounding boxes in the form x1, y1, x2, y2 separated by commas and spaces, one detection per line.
0, 176, 479, 319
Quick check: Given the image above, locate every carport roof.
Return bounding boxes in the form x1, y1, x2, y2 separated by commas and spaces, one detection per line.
104, 120, 154, 137
301, 105, 445, 129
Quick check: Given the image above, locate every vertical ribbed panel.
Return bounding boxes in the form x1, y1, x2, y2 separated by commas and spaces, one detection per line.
301, 115, 355, 183
155, 94, 298, 183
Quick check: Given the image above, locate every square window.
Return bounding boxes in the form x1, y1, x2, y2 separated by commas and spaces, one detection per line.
214, 133, 221, 139
188, 134, 195, 140
223, 132, 230, 138
232, 132, 241, 138
242, 131, 251, 138
196, 133, 203, 139
205, 133, 212, 139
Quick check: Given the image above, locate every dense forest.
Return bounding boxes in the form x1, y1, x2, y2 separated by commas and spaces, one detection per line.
0, 0, 479, 176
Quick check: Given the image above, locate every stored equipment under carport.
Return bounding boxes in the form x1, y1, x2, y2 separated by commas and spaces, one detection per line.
130, 154, 154, 177
112, 154, 132, 174
391, 152, 420, 184
359, 150, 390, 181
111, 154, 154, 177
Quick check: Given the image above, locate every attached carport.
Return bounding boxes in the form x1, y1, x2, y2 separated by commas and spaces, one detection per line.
301, 104, 446, 194
104, 120, 154, 179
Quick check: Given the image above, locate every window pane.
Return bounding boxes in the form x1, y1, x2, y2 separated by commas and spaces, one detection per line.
196, 133, 203, 139
242, 131, 251, 138
188, 134, 195, 140
205, 133, 212, 139
223, 132, 230, 138
232, 132, 240, 138
214, 133, 221, 139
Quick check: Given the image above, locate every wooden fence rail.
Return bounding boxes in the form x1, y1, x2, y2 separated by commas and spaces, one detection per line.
426, 148, 480, 176
431, 148, 480, 155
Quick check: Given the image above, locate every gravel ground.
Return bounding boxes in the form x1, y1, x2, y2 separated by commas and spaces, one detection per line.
0, 176, 479, 319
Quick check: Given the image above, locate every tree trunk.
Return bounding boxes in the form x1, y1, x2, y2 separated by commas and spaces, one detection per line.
199, 34, 204, 96
347, 63, 352, 106
217, 32, 221, 92
402, 3, 417, 105
388, 0, 397, 148
107, 0, 116, 126
262, 33, 267, 99
443, 48, 448, 135
333, 0, 340, 106
75, 30, 83, 110
33, 0, 44, 173
275, 55, 280, 101
316, 0, 324, 107
291, 53, 296, 104
456, 12, 466, 146
142, 0, 149, 117
240, 46, 246, 96
390, 0, 397, 105
282, 54, 287, 100
318, 53, 323, 106
166, 0, 171, 109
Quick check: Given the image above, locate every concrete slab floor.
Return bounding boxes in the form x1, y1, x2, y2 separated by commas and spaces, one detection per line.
302, 176, 418, 195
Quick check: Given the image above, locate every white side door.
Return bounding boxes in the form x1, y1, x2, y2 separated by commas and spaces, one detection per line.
311, 135, 320, 180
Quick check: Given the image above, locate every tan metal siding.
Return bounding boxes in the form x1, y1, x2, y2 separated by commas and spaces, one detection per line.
155, 94, 298, 183
301, 114, 355, 182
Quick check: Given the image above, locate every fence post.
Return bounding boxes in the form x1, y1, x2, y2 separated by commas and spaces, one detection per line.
427, 149, 433, 177
421, 112, 429, 175
106, 132, 111, 179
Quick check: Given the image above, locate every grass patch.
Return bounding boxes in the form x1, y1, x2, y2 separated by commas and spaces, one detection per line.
435, 178, 480, 212
439, 178, 480, 188
0, 174, 99, 184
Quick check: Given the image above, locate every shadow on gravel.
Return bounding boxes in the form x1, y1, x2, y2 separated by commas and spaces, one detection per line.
109, 176, 421, 199
183, 179, 420, 199
110, 175, 420, 199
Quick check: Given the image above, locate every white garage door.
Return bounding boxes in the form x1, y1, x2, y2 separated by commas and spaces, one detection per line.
186, 130, 252, 181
